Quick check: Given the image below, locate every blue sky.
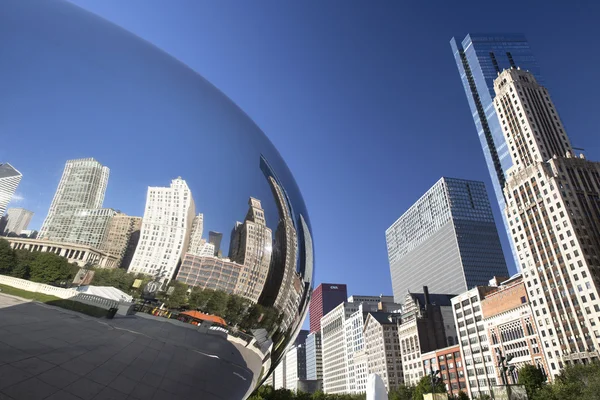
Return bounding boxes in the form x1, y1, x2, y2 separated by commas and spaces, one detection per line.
8, 0, 600, 300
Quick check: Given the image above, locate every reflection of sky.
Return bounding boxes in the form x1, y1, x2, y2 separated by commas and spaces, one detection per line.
0, 0, 310, 257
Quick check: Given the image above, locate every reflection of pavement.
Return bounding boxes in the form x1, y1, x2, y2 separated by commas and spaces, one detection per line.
0, 294, 261, 399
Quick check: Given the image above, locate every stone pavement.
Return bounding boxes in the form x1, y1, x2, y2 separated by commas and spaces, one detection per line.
0, 293, 261, 400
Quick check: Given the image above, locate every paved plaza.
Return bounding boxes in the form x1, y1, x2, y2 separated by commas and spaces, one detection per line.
0, 294, 261, 400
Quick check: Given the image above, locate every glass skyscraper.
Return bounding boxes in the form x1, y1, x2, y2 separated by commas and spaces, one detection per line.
386, 177, 508, 301
450, 34, 540, 268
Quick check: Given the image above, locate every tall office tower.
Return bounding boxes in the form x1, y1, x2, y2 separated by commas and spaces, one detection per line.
386, 177, 508, 301
0, 163, 22, 218
309, 283, 348, 333
39, 158, 109, 241
65, 208, 117, 249
128, 178, 195, 284
397, 288, 457, 386
100, 214, 142, 268
494, 68, 600, 372
187, 214, 204, 254
228, 197, 273, 303
4, 208, 34, 235
363, 312, 403, 392
305, 332, 322, 381
284, 329, 309, 391
450, 34, 541, 267
208, 231, 222, 256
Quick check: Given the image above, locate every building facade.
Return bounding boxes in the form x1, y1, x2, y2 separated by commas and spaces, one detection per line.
364, 312, 403, 392
494, 68, 600, 373
208, 231, 223, 256
64, 208, 117, 249
3, 207, 33, 236
421, 345, 467, 398
386, 177, 508, 301
100, 214, 142, 269
187, 214, 204, 255
127, 178, 195, 285
450, 34, 541, 267
39, 158, 109, 242
305, 332, 322, 381
0, 163, 22, 219
309, 283, 348, 333
176, 254, 244, 295
481, 274, 549, 384
228, 197, 273, 304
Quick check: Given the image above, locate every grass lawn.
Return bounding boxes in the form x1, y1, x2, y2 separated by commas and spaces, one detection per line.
0, 283, 109, 318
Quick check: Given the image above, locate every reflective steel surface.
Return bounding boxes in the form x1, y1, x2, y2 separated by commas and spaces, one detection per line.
0, 1, 313, 398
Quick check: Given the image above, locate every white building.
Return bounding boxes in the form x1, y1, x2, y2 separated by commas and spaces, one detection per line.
128, 178, 195, 285
305, 332, 322, 381
4, 207, 33, 235
364, 312, 403, 392
274, 355, 286, 389
0, 163, 22, 218
39, 158, 109, 241
452, 286, 498, 398
187, 213, 204, 254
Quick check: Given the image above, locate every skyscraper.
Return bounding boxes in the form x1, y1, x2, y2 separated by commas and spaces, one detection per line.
187, 214, 204, 255
450, 34, 541, 267
128, 178, 196, 284
309, 283, 348, 333
305, 332, 322, 381
39, 158, 110, 242
208, 231, 223, 256
493, 68, 600, 373
0, 163, 22, 218
65, 208, 117, 249
3, 208, 34, 236
386, 177, 508, 301
100, 214, 142, 268
228, 197, 273, 303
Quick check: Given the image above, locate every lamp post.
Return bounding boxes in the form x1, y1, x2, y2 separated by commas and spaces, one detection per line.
497, 349, 515, 399
429, 366, 442, 396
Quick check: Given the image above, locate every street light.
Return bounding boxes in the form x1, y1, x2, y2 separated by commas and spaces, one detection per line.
429, 366, 442, 395
497, 349, 514, 399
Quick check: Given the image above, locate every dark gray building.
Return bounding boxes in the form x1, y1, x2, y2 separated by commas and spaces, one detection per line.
208, 231, 222, 256
386, 177, 508, 302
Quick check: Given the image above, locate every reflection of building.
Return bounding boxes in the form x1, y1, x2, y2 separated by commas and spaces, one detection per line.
398, 288, 457, 386
421, 345, 466, 398
65, 208, 117, 249
228, 197, 272, 304
386, 177, 508, 301
208, 231, 222, 256
39, 158, 109, 242
494, 68, 600, 373
310, 283, 348, 333
100, 214, 142, 269
3, 208, 34, 235
481, 274, 549, 385
364, 312, 403, 392
176, 253, 244, 294
450, 34, 540, 267
0, 163, 22, 218
128, 178, 195, 284
7, 237, 118, 268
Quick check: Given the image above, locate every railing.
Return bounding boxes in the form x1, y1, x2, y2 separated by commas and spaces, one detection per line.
0, 274, 132, 312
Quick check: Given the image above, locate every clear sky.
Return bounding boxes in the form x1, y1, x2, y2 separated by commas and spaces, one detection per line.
10, 0, 600, 300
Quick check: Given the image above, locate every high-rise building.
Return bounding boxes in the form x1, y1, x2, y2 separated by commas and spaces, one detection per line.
363, 312, 403, 392
128, 178, 195, 285
305, 332, 322, 381
100, 214, 142, 268
187, 214, 204, 255
39, 158, 110, 242
386, 177, 509, 301
0, 163, 22, 218
450, 34, 541, 267
65, 208, 117, 249
284, 330, 308, 391
3, 208, 34, 236
309, 283, 348, 333
228, 197, 273, 303
494, 68, 600, 373
176, 254, 245, 295
208, 231, 223, 256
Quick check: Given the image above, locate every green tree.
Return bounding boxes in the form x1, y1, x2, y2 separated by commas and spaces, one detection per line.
205, 289, 229, 316
413, 376, 446, 400
189, 287, 214, 310
0, 238, 16, 275
517, 364, 546, 399
389, 385, 414, 400
91, 267, 136, 291
162, 281, 189, 309
29, 252, 77, 284
11, 249, 37, 279
455, 391, 469, 400
224, 294, 250, 326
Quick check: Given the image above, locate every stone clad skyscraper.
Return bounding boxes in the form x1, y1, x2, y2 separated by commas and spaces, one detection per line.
39, 158, 110, 243
386, 177, 508, 301
0, 163, 22, 218
128, 178, 195, 285
450, 34, 541, 267
3, 208, 34, 236
494, 68, 600, 374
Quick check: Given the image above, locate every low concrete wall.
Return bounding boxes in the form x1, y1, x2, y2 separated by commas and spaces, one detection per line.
0, 274, 134, 312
